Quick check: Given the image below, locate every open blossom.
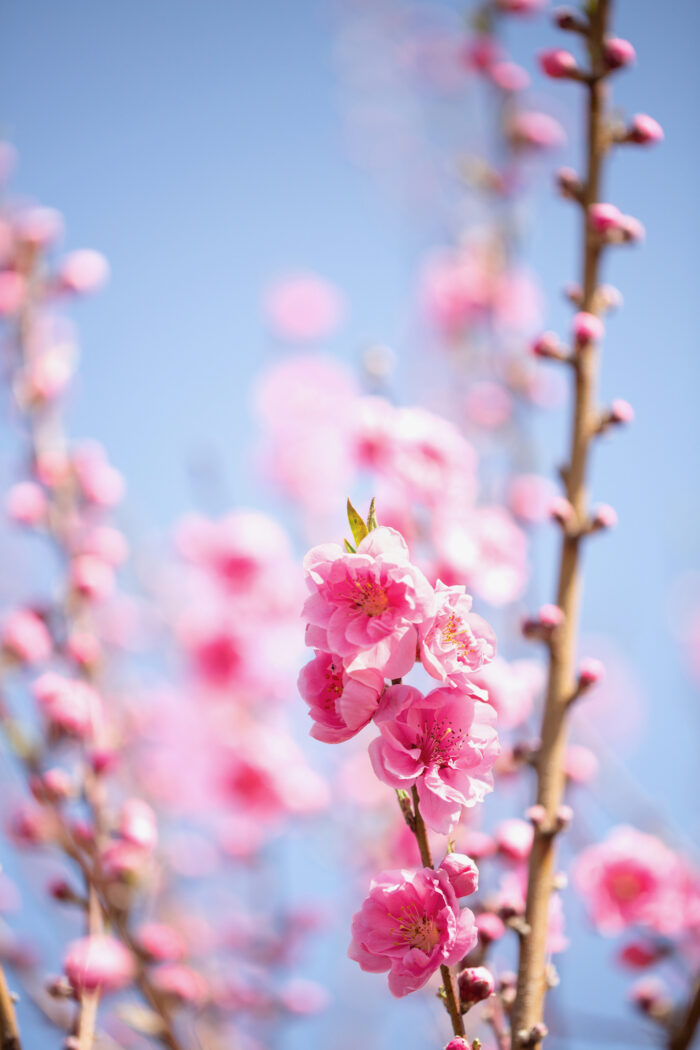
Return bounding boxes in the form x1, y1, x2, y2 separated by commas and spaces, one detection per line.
369, 685, 498, 832
433, 506, 529, 606
303, 526, 434, 681
574, 825, 691, 936
348, 866, 477, 997
420, 581, 496, 687
298, 650, 384, 743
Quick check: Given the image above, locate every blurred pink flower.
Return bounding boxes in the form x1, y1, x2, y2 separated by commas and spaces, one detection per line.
264, 272, 345, 342
64, 935, 135, 993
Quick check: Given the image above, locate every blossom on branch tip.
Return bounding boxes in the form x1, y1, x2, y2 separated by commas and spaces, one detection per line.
539, 49, 579, 79
298, 650, 384, 743
573, 311, 604, 344
627, 114, 664, 145
457, 965, 495, 1007
348, 866, 477, 997
603, 37, 636, 71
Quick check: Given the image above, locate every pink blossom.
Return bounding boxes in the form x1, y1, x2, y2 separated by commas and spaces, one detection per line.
15, 206, 64, 248
603, 37, 636, 70
439, 852, 479, 897
471, 657, 543, 730
151, 964, 208, 1006
508, 474, 559, 524
464, 381, 513, 429
495, 819, 533, 861
0, 270, 25, 316
369, 685, 498, 832
1, 609, 52, 664
420, 582, 496, 687
5, 481, 47, 525
119, 799, 158, 851
508, 111, 566, 151
70, 554, 115, 601
279, 978, 328, 1015
264, 272, 345, 342
135, 923, 186, 962
628, 114, 664, 145
72, 442, 125, 507
348, 866, 477, 997
56, 249, 110, 295
434, 506, 529, 607
176, 510, 291, 594
298, 650, 384, 743
539, 49, 579, 79
33, 672, 103, 740
64, 935, 135, 993
574, 826, 687, 936
457, 966, 494, 1006
303, 526, 434, 680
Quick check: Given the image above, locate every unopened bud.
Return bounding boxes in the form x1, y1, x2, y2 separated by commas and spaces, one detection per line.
555, 804, 573, 831
549, 496, 574, 526
591, 503, 618, 531
572, 311, 604, 344
531, 331, 565, 359
626, 113, 664, 145
457, 966, 495, 1008
526, 804, 547, 828
589, 202, 625, 234
603, 37, 636, 71
610, 398, 634, 424
539, 48, 579, 79
556, 167, 582, 200
578, 657, 604, 687
553, 6, 585, 31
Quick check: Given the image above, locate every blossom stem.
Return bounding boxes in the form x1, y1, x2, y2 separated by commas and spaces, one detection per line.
407, 786, 465, 1039
0, 964, 21, 1050
510, 2, 612, 1046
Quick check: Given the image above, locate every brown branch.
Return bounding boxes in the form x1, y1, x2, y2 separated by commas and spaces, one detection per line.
669, 978, 700, 1050
0, 964, 21, 1050
510, 2, 612, 1047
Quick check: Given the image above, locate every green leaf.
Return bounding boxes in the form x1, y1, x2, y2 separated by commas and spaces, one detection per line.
347, 498, 368, 547
366, 497, 378, 532
343, 538, 356, 554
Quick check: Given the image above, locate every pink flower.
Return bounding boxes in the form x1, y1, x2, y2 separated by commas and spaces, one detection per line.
151, 964, 208, 1006
434, 506, 529, 607
279, 977, 328, 1015
539, 49, 579, 79
439, 853, 479, 897
508, 111, 566, 151
64, 935, 135, 993
303, 526, 435, 680
56, 249, 110, 295
348, 866, 477, 997
298, 650, 384, 743
574, 826, 687, 936
72, 442, 125, 507
263, 272, 345, 342
508, 474, 558, 524
33, 673, 103, 740
369, 685, 498, 832
420, 582, 496, 687
135, 923, 186, 962
119, 799, 158, 851
5, 481, 47, 526
1, 609, 52, 664
471, 657, 543, 730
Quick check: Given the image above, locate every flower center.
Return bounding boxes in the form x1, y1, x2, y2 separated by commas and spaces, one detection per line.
392, 903, 441, 953
420, 715, 466, 767
353, 578, 389, 617
440, 612, 480, 664
610, 871, 643, 902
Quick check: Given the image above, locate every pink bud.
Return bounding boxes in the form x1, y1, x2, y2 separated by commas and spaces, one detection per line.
30, 768, 72, 804
66, 631, 102, 670
33, 673, 102, 740
564, 744, 599, 783
1, 609, 52, 664
610, 398, 634, 424
549, 496, 574, 525
6, 482, 47, 526
627, 114, 664, 145
64, 935, 135, 993
598, 284, 623, 311
135, 923, 186, 963
619, 940, 663, 969
538, 603, 564, 628
496, 0, 545, 11
620, 214, 645, 242
629, 977, 667, 1014
439, 853, 479, 897
573, 311, 604, 344
592, 503, 618, 529
509, 111, 566, 151
495, 818, 534, 860
48, 879, 76, 902
553, 6, 582, 30
459, 829, 496, 859
90, 748, 119, 776
475, 913, 505, 943
489, 62, 530, 92
463, 35, 502, 73
531, 331, 563, 358
445, 1041, 472, 1050
119, 798, 158, 851
556, 167, 582, 199
0, 271, 26, 316
589, 202, 625, 233
539, 48, 578, 79
69, 554, 114, 602
279, 977, 328, 1015
526, 804, 547, 828
555, 804, 573, 831
603, 37, 636, 71
150, 964, 208, 1006
57, 250, 110, 295
578, 657, 604, 686
564, 282, 583, 306
457, 966, 495, 1007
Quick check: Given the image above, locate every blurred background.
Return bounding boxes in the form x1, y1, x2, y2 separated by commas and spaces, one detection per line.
1, 1, 699, 1048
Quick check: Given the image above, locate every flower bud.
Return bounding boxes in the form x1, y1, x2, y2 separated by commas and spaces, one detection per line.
591, 503, 618, 530
553, 6, 584, 31
119, 798, 158, 851
64, 935, 135, 994
603, 37, 636, 71
589, 202, 625, 234
135, 923, 186, 963
597, 284, 623, 312
539, 48, 579, 79
555, 804, 573, 831
526, 804, 547, 828
619, 940, 664, 969
475, 913, 505, 944
620, 214, 645, 243
445, 1040, 472, 1050
549, 496, 574, 526
69, 554, 114, 602
531, 331, 564, 359
457, 966, 495, 1007
439, 853, 479, 897
556, 167, 582, 200
1, 609, 52, 664
496, 818, 533, 860
57, 250, 110, 296
573, 311, 604, 344
627, 113, 663, 145
490, 61, 530, 93
578, 657, 604, 686
5, 482, 47, 526
610, 398, 634, 424
629, 977, 671, 1018
30, 768, 72, 804
508, 112, 566, 151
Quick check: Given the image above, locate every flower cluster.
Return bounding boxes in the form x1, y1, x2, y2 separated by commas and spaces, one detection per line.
300, 505, 498, 999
